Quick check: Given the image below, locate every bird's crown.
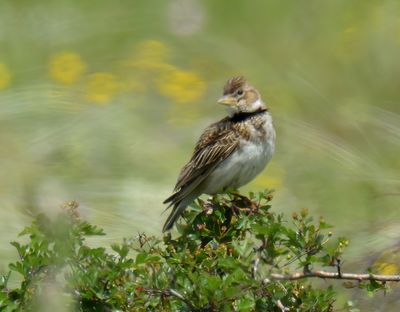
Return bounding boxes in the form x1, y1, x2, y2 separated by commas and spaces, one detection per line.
223, 76, 247, 95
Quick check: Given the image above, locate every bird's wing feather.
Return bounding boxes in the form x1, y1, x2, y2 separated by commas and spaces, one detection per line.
175, 120, 238, 190
164, 119, 239, 204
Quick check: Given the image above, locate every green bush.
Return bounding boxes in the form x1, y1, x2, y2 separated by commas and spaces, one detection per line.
0, 191, 388, 311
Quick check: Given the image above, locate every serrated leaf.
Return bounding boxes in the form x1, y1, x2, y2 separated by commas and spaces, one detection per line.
235, 297, 254, 311
251, 224, 268, 235
135, 252, 148, 264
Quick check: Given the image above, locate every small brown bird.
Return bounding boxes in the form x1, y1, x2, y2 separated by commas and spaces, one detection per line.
163, 76, 275, 232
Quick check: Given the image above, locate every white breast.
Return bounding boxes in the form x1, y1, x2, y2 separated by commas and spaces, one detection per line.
202, 113, 275, 194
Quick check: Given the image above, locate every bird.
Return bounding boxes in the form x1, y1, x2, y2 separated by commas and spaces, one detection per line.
163, 76, 275, 232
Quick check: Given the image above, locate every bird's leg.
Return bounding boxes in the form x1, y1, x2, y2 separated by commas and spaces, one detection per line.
208, 194, 218, 204
224, 187, 240, 197
227, 189, 250, 216
228, 188, 252, 204
226, 188, 255, 214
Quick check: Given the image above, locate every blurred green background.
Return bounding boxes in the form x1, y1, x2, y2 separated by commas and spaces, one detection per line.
0, 0, 399, 310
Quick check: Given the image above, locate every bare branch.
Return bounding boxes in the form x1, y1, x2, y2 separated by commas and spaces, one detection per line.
268, 270, 400, 282
251, 257, 260, 279
276, 299, 289, 312
168, 288, 196, 310
336, 258, 342, 278
144, 288, 196, 310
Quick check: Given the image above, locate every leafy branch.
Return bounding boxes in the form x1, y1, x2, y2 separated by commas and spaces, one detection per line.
0, 191, 397, 311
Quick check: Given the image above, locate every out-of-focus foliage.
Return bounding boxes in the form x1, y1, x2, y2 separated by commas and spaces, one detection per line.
0, 63, 11, 89
2, 191, 387, 311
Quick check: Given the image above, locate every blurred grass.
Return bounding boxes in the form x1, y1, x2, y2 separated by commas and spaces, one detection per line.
0, 0, 399, 309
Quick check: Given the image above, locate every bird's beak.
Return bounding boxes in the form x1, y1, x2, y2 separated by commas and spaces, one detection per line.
217, 95, 236, 106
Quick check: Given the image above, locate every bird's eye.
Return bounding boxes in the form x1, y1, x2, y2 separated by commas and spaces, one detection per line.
236, 89, 243, 96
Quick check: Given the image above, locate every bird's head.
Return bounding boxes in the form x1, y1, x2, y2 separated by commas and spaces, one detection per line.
217, 76, 266, 116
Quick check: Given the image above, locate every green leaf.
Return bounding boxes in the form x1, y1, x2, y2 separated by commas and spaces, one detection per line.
206, 275, 221, 291
111, 243, 129, 258
135, 252, 148, 264
235, 297, 255, 311
366, 279, 383, 293
251, 224, 269, 235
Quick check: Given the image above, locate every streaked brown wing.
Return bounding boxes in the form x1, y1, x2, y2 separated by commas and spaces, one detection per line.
164, 120, 239, 205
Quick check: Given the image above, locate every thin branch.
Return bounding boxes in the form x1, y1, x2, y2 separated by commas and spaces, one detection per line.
336, 258, 342, 278
251, 257, 260, 279
168, 288, 196, 310
268, 270, 400, 282
143, 288, 196, 310
276, 299, 289, 312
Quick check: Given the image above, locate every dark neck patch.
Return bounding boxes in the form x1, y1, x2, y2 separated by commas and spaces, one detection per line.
230, 108, 268, 123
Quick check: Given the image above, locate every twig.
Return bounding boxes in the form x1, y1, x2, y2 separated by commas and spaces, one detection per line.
144, 288, 196, 310
276, 299, 290, 311
336, 258, 342, 278
267, 270, 400, 282
168, 289, 196, 310
251, 257, 260, 279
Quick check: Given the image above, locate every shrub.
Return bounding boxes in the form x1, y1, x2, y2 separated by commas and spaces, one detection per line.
0, 191, 389, 311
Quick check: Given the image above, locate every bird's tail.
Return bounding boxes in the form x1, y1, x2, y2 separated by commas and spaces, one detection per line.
162, 191, 200, 232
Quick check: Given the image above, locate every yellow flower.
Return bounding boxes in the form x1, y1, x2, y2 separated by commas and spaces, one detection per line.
133, 40, 170, 69
373, 262, 399, 275
85, 72, 120, 104
157, 69, 206, 103
122, 40, 175, 94
0, 63, 11, 90
124, 40, 174, 75
49, 52, 86, 84
371, 247, 400, 275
